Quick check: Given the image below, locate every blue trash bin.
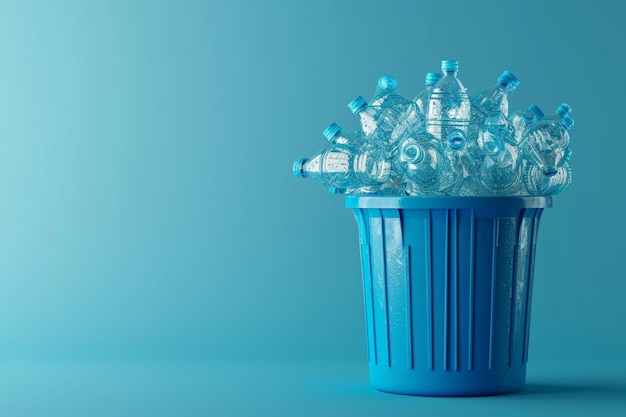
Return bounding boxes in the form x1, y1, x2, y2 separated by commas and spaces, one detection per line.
346, 195, 552, 396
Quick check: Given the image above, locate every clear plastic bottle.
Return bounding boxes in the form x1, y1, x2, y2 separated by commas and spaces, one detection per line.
349, 93, 423, 151
293, 143, 391, 192
396, 133, 457, 195
510, 104, 545, 145
443, 131, 483, 196
427, 60, 471, 145
413, 72, 442, 115
519, 111, 574, 176
522, 148, 572, 195
477, 142, 522, 195
470, 71, 520, 152
323, 122, 362, 145
470, 70, 520, 118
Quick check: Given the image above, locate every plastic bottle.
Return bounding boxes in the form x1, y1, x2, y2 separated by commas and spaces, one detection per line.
370, 74, 404, 107
349, 94, 423, 151
477, 142, 523, 195
522, 148, 572, 195
470, 71, 520, 152
510, 104, 545, 145
470, 70, 520, 119
519, 111, 574, 176
442, 132, 483, 196
396, 133, 457, 195
293, 143, 391, 192
323, 122, 362, 145
427, 60, 471, 145
413, 72, 442, 115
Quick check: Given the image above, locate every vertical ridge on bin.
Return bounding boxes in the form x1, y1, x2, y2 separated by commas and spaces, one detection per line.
508, 209, 523, 368
381, 210, 391, 368
353, 209, 376, 365
506, 209, 525, 368
443, 209, 450, 371
369, 209, 386, 367
523, 208, 542, 364
426, 210, 434, 371
453, 209, 460, 372
405, 245, 414, 370
468, 209, 476, 371
489, 218, 498, 370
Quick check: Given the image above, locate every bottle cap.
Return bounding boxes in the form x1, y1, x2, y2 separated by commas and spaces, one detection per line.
377, 75, 397, 92
323, 122, 342, 141
348, 96, 368, 114
497, 70, 520, 91
447, 129, 467, 149
401, 142, 424, 164
425, 72, 442, 86
441, 60, 459, 72
528, 103, 545, 120
293, 158, 308, 178
561, 115, 575, 130
556, 103, 573, 116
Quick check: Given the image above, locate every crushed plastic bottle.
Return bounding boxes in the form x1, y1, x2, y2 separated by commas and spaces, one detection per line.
522, 148, 572, 195
510, 104, 545, 145
519, 110, 574, 176
396, 132, 457, 195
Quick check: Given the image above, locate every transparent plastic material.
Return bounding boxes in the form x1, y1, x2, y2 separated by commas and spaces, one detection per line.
427, 60, 471, 145
346, 195, 552, 396
413, 72, 442, 115
293, 143, 391, 192
293, 61, 576, 197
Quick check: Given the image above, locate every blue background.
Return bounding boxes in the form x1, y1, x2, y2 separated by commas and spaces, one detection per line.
1, 0, 625, 415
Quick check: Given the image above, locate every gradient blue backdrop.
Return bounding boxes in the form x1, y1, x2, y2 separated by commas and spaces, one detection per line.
0, 0, 623, 382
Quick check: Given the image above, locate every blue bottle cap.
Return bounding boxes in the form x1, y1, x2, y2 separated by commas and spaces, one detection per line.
497, 70, 520, 91
323, 122, 342, 141
556, 103, 572, 116
425, 72, 442, 86
348, 96, 368, 114
377, 75, 397, 92
447, 129, 467, 149
528, 103, 545, 120
293, 158, 308, 178
441, 60, 459, 72
561, 115, 575, 130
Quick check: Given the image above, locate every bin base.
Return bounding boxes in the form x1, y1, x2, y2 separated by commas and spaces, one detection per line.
369, 364, 526, 396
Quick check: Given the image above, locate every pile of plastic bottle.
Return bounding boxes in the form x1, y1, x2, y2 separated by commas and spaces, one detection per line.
293, 60, 574, 197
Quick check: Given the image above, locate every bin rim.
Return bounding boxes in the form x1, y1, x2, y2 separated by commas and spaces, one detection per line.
345, 195, 552, 209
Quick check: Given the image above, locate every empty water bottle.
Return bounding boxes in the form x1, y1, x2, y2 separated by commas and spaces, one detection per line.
471, 70, 520, 119
370, 74, 404, 107
471, 71, 520, 152
519, 110, 574, 176
323, 122, 362, 145
413, 72, 442, 115
396, 133, 457, 195
427, 60, 471, 145
477, 142, 523, 195
510, 104, 545, 145
349, 91, 423, 151
293, 143, 391, 192
427, 62, 469, 141
522, 148, 572, 195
